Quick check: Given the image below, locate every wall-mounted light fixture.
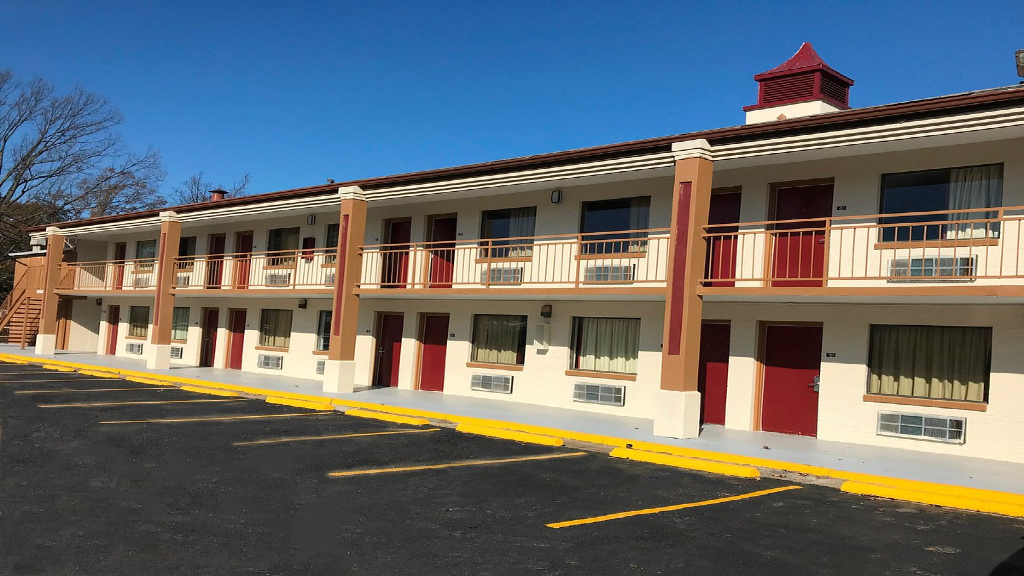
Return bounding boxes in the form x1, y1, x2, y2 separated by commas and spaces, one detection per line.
307, 215, 317, 226
541, 304, 552, 318
550, 189, 562, 204
298, 299, 308, 309
96, 298, 103, 306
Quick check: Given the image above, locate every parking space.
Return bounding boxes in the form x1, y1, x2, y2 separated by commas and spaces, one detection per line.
2, 360, 1023, 575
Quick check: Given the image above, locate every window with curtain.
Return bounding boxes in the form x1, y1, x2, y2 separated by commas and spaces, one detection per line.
136, 239, 157, 269
324, 223, 340, 264
316, 310, 332, 351
569, 317, 641, 374
867, 324, 991, 403
128, 306, 150, 338
879, 164, 1003, 242
579, 196, 650, 254
480, 207, 537, 258
171, 307, 190, 341
178, 237, 197, 257
267, 227, 301, 266
471, 314, 528, 365
258, 309, 293, 349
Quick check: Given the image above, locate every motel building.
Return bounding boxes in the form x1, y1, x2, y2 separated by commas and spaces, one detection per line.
4, 43, 1024, 464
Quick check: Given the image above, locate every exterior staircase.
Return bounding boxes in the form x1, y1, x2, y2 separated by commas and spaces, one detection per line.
0, 267, 44, 348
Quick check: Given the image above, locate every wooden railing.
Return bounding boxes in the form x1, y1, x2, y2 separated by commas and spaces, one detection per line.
701, 205, 1024, 288
172, 247, 337, 290
357, 229, 670, 290
57, 259, 156, 291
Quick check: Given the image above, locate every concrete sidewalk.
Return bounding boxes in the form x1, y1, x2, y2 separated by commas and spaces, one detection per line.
5, 344, 1023, 496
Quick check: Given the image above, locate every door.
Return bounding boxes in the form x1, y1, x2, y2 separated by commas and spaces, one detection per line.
418, 314, 449, 392
199, 308, 220, 368
760, 324, 823, 437
705, 192, 742, 287
697, 322, 731, 425
234, 231, 254, 289
113, 243, 127, 289
206, 234, 227, 288
372, 313, 405, 387
381, 220, 411, 288
105, 305, 120, 355
227, 309, 246, 370
427, 215, 457, 288
770, 183, 834, 287
55, 299, 73, 351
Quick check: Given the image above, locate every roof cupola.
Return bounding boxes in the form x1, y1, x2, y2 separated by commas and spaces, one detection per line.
744, 43, 854, 124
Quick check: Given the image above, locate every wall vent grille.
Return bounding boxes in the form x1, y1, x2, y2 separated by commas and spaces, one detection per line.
265, 273, 292, 286
584, 264, 636, 282
470, 373, 513, 394
125, 342, 144, 355
889, 256, 975, 281
877, 411, 966, 444
316, 360, 326, 375
481, 267, 523, 285
572, 382, 625, 406
170, 346, 183, 360
257, 354, 284, 370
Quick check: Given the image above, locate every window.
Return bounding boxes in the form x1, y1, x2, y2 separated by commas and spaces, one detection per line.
868, 325, 991, 403
316, 310, 332, 351
471, 314, 528, 365
267, 227, 300, 266
325, 223, 340, 249
136, 239, 157, 269
480, 207, 536, 258
178, 236, 197, 257
569, 317, 641, 374
258, 309, 293, 349
128, 306, 150, 338
171, 307, 190, 341
579, 196, 650, 254
879, 164, 1003, 242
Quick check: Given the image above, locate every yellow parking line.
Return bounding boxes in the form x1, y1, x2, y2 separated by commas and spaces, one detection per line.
546, 485, 803, 529
328, 451, 588, 478
234, 428, 441, 446
15, 387, 171, 394
100, 412, 333, 424
38, 399, 245, 408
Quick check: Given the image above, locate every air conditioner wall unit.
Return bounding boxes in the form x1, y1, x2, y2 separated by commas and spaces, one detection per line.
470, 373, 513, 394
257, 354, 284, 370
125, 342, 144, 355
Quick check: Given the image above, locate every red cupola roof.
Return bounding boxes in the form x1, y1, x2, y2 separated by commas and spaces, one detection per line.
744, 43, 854, 112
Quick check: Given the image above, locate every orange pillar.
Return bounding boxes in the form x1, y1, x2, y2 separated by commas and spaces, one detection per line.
654, 139, 714, 439
324, 186, 368, 393
34, 228, 66, 356
147, 212, 182, 369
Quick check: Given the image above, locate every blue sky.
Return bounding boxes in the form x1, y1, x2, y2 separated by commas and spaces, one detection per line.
4, 1, 1023, 198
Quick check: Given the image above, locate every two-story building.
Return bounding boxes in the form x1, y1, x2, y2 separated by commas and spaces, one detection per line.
5, 44, 1024, 463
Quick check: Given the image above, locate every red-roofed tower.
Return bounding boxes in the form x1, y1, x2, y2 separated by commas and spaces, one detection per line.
744, 43, 854, 123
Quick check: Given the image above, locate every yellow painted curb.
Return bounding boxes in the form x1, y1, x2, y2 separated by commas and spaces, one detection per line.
0, 358, 31, 364
181, 386, 241, 398
265, 397, 335, 411
345, 408, 430, 426
832, 472, 1024, 507
611, 447, 761, 479
77, 369, 123, 379
125, 376, 175, 386
841, 481, 1024, 518
456, 423, 564, 447
42, 364, 76, 372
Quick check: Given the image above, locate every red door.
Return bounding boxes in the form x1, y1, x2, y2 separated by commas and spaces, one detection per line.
381, 220, 411, 288
760, 324, 823, 437
113, 243, 127, 289
770, 184, 833, 287
373, 313, 404, 387
698, 322, 731, 425
234, 232, 254, 289
227, 309, 246, 370
199, 308, 219, 368
427, 216, 457, 288
418, 314, 449, 392
106, 305, 120, 355
705, 192, 742, 287
206, 235, 227, 288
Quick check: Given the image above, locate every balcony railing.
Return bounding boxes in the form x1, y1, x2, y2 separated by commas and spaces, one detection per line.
701, 205, 1024, 288
357, 229, 670, 290
172, 247, 337, 290
58, 259, 156, 291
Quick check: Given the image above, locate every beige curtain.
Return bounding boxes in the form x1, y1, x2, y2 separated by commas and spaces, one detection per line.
868, 325, 990, 402
507, 208, 536, 257
128, 306, 150, 338
259, 309, 293, 348
472, 315, 526, 364
572, 317, 641, 374
947, 164, 1002, 239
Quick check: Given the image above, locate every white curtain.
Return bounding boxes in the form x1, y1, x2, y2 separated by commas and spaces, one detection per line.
507, 208, 536, 257
947, 164, 1002, 239
868, 325, 989, 402
572, 317, 641, 374
628, 197, 651, 252
471, 315, 526, 364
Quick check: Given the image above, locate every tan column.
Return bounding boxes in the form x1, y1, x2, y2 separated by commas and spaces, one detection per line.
34, 227, 66, 356
324, 186, 368, 392
654, 139, 714, 439
147, 212, 182, 369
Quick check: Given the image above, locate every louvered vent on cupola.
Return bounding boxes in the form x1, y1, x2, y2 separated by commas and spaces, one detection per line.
744, 43, 854, 124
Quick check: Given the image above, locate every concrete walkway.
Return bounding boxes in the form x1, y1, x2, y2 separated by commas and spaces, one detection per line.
5, 344, 1023, 496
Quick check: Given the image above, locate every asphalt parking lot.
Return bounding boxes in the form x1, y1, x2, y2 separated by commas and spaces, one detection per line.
1, 361, 1023, 576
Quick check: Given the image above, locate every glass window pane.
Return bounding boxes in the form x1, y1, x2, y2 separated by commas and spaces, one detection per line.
879, 164, 1002, 242
867, 324, 990, 402
580, 197, 650, 254
480, 207, 536, 258
569, 317, 640, 374
259, 309, 293, 349
128, 306, 150, 338
471, 314, 527, 365
316, 310, 332, 351
171, 307, 190, 341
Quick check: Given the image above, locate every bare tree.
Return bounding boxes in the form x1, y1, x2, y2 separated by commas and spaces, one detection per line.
169, 170, 252, 205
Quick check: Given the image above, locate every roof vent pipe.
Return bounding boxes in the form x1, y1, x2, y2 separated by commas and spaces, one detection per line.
208, 189, 227, 202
